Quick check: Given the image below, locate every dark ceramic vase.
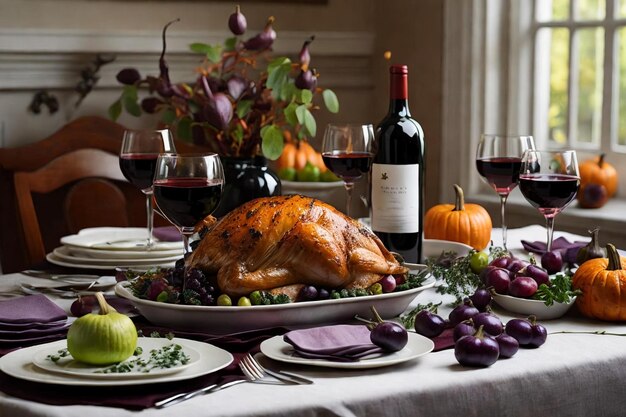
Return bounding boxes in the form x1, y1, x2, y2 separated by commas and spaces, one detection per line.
213, 156, 281, 218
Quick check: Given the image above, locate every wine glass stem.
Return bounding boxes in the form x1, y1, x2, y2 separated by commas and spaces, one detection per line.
180, 230, 194, 292
344, 181, 354, 218
545, 216, 555, 252
499, 194, 508, 250
144, 191, 155, 249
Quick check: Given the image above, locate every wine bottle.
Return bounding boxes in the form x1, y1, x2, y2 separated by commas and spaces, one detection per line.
370, 64, 425, 263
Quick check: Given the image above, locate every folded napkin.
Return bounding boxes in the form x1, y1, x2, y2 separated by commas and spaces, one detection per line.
521, 236, 588, 264
284, 324, 384, 362
0, 294, 67, 325
152, 226, 182, 242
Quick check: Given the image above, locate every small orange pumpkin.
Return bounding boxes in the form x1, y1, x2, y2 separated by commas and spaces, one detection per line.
572, 243, 626, 321
275, 140, 326, 172
424, 184, 492, 251
578, 153, 618, 198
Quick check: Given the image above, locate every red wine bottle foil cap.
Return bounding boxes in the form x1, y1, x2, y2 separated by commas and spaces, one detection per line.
390, 64, 408, 74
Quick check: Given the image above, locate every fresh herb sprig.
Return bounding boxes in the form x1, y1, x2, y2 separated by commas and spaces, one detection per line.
533, 272, 581, 306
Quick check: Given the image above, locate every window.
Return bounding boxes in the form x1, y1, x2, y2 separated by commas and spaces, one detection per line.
532, 0, 626, 186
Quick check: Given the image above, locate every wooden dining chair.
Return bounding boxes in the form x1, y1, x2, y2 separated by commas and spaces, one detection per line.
0, 115, 201, 272
13, 148, 131, 266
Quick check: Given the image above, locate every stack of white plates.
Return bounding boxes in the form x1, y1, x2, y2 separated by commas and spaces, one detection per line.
46, 227, 185, 270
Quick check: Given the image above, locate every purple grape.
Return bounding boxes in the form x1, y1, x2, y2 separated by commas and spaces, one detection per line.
414, 310, 446, 338
299, 285, 319, 301
505, 318, 533, 345
379, 275, 397, 293
495, 333, 519, 358
454, 326, 500, 367
508, 276, 538, 298
469, 288, 492, 312
472, 311, 503, 336
370, 322, 408, 352
295, 70, 318, 91
185, 278, 201, 292
318, 288, 330, 300
147, 280, 169, 301
448, 299, 480, 326
485, 268, 511, 294
453, 319, 475, 342
522, 264, 550, 287
489, 256, 512, 269
541, 251, 563, 274
116, 68, 141, 85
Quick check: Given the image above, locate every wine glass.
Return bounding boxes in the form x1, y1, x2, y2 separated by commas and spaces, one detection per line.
119, 128, 176, 248
519, 150, 580, 252
321, 124, 374, 217
152, 153, 224, 256
476, 134, 535, 250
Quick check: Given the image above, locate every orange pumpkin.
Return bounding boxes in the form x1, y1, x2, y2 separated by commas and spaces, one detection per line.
275, 140, 326, 172
424, 184, 492, 251
578, 153, 618, 198
572, 243, 626, 321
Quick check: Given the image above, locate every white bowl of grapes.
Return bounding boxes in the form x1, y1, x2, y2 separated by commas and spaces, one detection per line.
481, 253, 579, 320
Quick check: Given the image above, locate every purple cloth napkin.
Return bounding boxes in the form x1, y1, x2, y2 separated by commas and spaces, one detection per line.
521, 236, 588, 264
284, 324, 384, 362
0, 294, 67, 324
152, 226, 182, 242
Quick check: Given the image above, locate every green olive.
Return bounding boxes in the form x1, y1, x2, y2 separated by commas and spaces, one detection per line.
249, 291, 263, 305
237, 296, 252, 306
217, 294, 232, 306
369, 283, 383, 295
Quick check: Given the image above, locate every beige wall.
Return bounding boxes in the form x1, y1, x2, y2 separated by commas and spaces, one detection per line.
0, 0, 444, 209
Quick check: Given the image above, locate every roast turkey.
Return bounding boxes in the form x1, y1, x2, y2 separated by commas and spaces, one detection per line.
186, 194, 408, 298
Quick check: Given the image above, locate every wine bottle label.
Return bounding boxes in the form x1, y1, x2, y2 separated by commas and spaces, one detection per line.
371, 163, 420, 233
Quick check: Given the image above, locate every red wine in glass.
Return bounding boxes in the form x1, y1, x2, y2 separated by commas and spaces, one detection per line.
119, 154, 159, 191
475, 157, 522, 195
518, 174, 579, 215
153, 178, 224, 229
322, 151, 373, 182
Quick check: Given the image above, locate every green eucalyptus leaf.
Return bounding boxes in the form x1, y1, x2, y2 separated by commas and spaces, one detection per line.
189, 42, 211, 54
108, 99, 122, 121
232, 123, 244, 144
323, 89, 339, 113
122, 86, 141, 117
224, 37, 237, 51
302, 108, 317, 137
176, 117, 193, 142
295, 104, 308, 125
298, 89, 313, 104
205, 45, 223, 63
268, 57, 291, 71
162, 109, 177, 125
236, 99, 253, 119
261, 124, 284, 160
285, 102, 299, 126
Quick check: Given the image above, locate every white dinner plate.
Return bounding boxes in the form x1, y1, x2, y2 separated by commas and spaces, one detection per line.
65, 245, 183, 260
32, 337, 200, 379
259, 332, 434, 369
61, 227, 183, 252
0, 337, 233, 386
53, 246, 182, 266
114, 269, 436, 334
46, 252, 176, 271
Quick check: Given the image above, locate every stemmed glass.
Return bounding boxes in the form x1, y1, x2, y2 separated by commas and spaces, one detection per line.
476, 134, 535, 250
119, 129, 176, 248
321, 124, 374, 217
152, 153, 224, 256
519, 150, 580, 252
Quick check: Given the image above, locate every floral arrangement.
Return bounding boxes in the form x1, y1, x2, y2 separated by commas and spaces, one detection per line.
109, 6, 339, 160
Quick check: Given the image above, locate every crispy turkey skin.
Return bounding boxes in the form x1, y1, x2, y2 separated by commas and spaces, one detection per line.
186, 195, 408, 297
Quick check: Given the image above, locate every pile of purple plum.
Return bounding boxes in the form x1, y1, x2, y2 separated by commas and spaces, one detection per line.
414, 288, 547, 367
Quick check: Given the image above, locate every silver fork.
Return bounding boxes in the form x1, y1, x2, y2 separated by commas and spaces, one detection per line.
155, 358, 284, 408
241, 354, 313, 385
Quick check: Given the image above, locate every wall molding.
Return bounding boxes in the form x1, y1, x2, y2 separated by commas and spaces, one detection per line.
0, 28, 374, 90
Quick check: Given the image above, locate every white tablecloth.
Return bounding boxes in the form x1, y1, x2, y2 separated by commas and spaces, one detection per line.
1, 226, 626, 417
